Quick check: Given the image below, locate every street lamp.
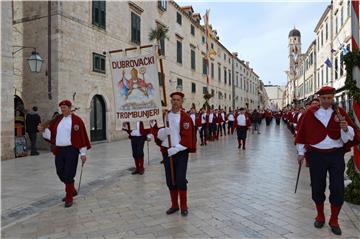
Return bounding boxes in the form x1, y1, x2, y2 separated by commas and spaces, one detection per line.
27, 51, 43, 73
12, 46, 43, 73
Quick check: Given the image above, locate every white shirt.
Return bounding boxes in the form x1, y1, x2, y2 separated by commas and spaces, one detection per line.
130, 122, 141, 136
43, 115, 87, 156
297, 113, 303, 122
209, 113, 214, 123
228, 114, 235, 121
296, 107, 355, 155
158, 111, 187, 152
236, 114, 246, 126
190, 114, 196, 125
201, 113, 207, 124
221, 112, 225, 121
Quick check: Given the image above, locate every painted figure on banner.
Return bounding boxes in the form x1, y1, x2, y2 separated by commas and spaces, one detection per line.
118, 67, 154, 101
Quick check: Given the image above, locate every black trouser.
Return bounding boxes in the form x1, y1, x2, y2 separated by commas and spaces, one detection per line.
200, 124, 208, 142
55, 146, 79, 184
236, 126, 248, 140
28, 132, 37, 153
307, 148, 345, 207
222, 122, 226, 135
276, 119, 281, 125
209, 123, 216, 138
130, 136, 145, 159
266, 118, 271, 125
163, 150, 189, 190
228, 121, 234, 134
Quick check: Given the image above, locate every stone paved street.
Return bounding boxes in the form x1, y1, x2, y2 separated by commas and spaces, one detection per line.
2, 123, 360, 238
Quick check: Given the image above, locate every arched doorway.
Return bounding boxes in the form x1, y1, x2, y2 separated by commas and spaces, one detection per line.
14, 95, 25, 136
90, 95, 106, 141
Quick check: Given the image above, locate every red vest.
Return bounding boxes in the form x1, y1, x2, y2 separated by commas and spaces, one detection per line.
48, 114, 91, 155
123, 121, 150, 138
152, 111, 196, 154
234, 114, 251, 128
295, 106, 360, 152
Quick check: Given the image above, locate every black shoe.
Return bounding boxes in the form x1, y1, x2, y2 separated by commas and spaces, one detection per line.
30, 152, 39, 156
132, 170, 140, 175
330, 225, 342, 235
181, 209, 188, 216
64, 201, 73, 208
62, 191, 78, 202
314, 220, 325, 228
166, 207, 179, 215
139, 170, 144, 175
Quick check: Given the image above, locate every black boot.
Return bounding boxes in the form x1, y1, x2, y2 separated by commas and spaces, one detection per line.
313, 220, 325, 228
166, 207, 179, 215
329, 225, 342, 236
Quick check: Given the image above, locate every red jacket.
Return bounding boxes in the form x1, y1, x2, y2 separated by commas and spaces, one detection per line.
47, 113, 91, 155
152, 111, 196, 154
122, 121, 150, 139
233, 114, 251, 129
195, 116, 202, 127
295, 106, 360, 152
264, 111, 272, 118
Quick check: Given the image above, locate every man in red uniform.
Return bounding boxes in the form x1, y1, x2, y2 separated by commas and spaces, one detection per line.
208, 108, 216, 141
151, 92, 196, 216
274, 111, 282, 125
227, 110, 235, 135
214, 109, 220, 140
295, 86, 360, 235
264, 109, 272, 126
38, 100, 91, 208
122, 121, 150, 175
199, 108, 208, 146
234, 108, 251, 149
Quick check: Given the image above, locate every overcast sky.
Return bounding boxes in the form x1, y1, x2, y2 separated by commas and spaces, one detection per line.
179, 0, 329, 86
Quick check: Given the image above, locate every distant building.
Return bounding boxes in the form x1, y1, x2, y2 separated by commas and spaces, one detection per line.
264, 85, 285, 110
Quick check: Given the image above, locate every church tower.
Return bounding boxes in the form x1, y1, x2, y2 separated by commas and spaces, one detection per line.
288, 28, 301, 77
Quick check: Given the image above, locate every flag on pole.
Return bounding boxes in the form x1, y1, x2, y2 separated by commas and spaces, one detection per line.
324, 58, 333, 68
351, 0, 360, 174
203, 9, 210, 88
341, 45, 350, 55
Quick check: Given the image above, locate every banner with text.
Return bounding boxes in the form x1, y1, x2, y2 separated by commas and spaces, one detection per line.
110, 51, 163, 129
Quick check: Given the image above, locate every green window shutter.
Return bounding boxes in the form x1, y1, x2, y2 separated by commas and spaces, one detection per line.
100, 1, 106, 29
137, 16, 141, 43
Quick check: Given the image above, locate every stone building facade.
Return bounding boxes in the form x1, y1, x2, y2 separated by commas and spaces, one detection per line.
285, 0, 355, 110
1, 1, 16, 159
2, 1, 266, 159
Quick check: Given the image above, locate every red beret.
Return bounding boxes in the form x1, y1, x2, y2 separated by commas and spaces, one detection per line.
170, 91, 184, 98
58, 100, 72, 107
316, 86, 335, 95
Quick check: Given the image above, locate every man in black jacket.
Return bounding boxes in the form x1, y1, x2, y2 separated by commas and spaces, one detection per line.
26, 106, 41, 155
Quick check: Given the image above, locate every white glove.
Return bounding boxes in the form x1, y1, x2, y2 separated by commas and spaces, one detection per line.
168, 147, 179, 157
157, 127, 170, 141
146, 134, 152, 142
198, 126, 202, 131
216, 123, 219, 126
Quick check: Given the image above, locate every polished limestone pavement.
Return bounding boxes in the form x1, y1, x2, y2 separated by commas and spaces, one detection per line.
2, 122, 360, 238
